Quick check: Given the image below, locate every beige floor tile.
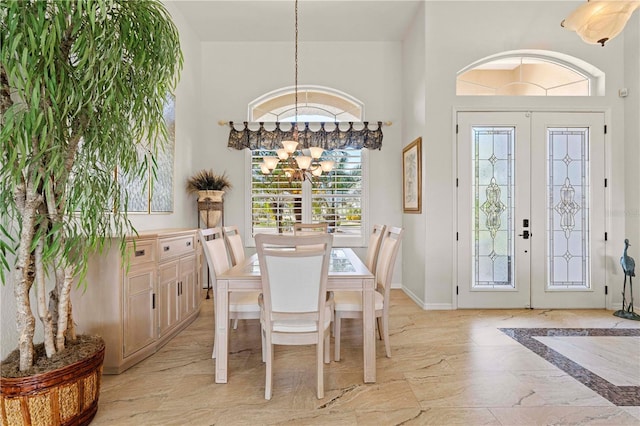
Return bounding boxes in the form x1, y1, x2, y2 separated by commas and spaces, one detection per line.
490, 406, 640, 425
90, 290, 639, 426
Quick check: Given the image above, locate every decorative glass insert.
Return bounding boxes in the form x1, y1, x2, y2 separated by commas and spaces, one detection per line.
473, 127, 514, 288
548, 128, 590, 289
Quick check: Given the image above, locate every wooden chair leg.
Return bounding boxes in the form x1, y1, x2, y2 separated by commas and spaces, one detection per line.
382, 314, 391, 358
334, 316, 341, 361
261, 327, 266, 363
212, 330, 217, 359
317, 339, 324, 399
324, 332, 330, 364
265, 338, 273, 400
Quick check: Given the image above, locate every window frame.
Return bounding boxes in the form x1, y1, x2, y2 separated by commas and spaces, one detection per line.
245, 148, 369, 248
245, 86, 368, 248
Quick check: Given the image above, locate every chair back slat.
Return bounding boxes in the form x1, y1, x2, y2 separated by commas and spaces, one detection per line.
223, 225, 245, 266
364, 224, 386, 273
200, 228, 229, 277
375, 226, 404, 294
293, 222, 328, 235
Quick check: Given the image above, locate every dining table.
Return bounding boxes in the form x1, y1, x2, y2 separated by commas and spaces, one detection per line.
214, 247, 376, 384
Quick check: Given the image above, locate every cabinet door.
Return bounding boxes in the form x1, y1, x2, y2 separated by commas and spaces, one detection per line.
179, 254, 197, 319
123, 264, 156, 358
159, 259, 180, 336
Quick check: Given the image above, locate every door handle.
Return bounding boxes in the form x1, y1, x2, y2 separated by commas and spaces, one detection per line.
518, 230, 531, 239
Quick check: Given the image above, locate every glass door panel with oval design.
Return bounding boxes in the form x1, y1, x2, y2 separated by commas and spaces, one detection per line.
457, 111, 606, 309
457, 112, 532, 308
530, 112, 605, 308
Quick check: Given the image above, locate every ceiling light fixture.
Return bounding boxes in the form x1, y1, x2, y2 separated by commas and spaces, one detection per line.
561, 0, 640, 47
260, 0, 334, 181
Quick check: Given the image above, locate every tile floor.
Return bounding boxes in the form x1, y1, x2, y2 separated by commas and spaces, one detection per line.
92, 290, 640, 425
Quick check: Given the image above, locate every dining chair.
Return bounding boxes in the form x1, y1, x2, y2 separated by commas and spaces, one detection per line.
199, 228, 261, 358
364, 224, 387, 274
255, 233, 333, 400
223, 225, 245, 266
199, 228, 217, 300
332, 226, 404, 361
223, 225, 249, 329
293, 222, 328, 235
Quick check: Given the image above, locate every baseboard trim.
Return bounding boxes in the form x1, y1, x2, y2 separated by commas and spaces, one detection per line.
424, 303, 455, 310
400, 287, 455, 310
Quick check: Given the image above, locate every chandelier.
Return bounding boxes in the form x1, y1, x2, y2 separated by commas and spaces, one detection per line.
561, 0, 640, 46
259, 0, 334, 181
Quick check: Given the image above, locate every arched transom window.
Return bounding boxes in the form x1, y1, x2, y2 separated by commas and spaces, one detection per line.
457, 50, 604, 96
250, 86, 363, 122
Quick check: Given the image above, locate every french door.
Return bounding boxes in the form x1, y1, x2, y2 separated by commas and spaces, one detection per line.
456, 111, 606, 309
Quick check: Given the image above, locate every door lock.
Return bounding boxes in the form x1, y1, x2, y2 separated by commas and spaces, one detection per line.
518, 230, 531, 239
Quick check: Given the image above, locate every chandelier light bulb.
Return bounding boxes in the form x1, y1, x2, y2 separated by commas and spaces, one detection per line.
264, 157, 280, 170
309, 147, 324, 159
320, 160, 335, 172
282, 140, 299, 154
260, 162, 271, 174
295, 155, 312, 170
276, 149, 289, 160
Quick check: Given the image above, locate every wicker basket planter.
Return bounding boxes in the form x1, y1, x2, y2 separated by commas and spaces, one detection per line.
0, 340, 105, 426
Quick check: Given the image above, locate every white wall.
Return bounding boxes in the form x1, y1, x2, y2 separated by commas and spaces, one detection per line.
0, 3, 201, 360
403, 1, 633, 309
624, 13, 640, 259
200, 40, 404, 279
401, 3, 427, 306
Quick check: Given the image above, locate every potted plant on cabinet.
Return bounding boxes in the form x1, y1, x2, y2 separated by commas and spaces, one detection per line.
0, 1, 182, 424
186, 169, 232, 228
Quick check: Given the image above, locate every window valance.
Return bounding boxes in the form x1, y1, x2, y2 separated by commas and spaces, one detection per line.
227, 121, 383, 151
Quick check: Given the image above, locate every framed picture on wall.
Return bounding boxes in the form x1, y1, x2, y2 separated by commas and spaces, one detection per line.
402, 137, 422, 213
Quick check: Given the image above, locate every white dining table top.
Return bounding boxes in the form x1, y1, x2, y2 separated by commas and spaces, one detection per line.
218, 247, 373, 280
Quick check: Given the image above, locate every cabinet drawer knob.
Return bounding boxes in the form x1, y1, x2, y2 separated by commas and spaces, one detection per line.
163, 246, 170, 252
186, 241, 191, 247
134, 249, 146, 257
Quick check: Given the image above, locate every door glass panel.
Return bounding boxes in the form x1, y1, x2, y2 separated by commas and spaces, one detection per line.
548, 128, 589, 289
473, 127, 515, 288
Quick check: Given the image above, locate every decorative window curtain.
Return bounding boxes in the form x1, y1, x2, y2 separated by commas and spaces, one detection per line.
227, 121, 383, 151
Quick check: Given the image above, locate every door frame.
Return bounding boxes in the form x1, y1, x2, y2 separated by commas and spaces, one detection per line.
452, 107, 611, 309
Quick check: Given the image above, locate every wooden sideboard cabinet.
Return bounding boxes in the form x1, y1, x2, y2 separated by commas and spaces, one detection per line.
71, 229, 203, 374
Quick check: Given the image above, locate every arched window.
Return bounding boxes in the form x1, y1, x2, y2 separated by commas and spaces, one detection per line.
457, 50, 604, 96
250, 85, 363, 122
247, 86, 367, 246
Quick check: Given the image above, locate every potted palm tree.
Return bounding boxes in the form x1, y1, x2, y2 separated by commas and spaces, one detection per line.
0, 1, 182, 424
186, 169, 232, 227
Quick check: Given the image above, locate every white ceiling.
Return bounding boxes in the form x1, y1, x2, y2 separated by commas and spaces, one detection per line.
169, 0, 424, 42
